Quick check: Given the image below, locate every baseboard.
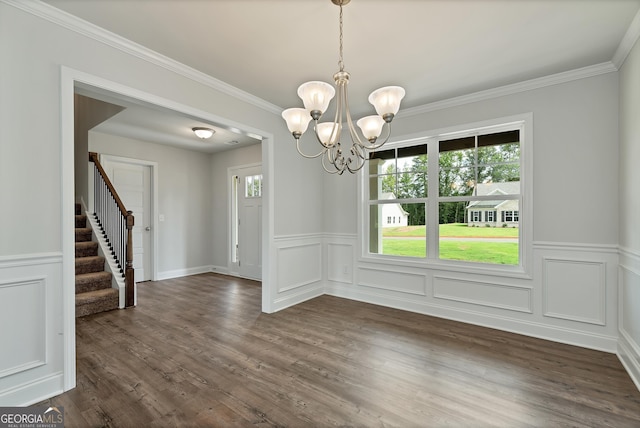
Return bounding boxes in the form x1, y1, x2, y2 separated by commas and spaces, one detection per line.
157, 265, 214, 281
618, 330, 640, 391
0, 372, 64, 406
209, 265, 230, 275
326, 282, 618, 353
271, 283, 325, 313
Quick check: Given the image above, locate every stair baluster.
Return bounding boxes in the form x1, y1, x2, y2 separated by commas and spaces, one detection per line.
89, 152, 135, 307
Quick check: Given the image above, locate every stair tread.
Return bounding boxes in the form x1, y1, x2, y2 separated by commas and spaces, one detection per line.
76, 270, 112, 283
75, 241, 97, 248
76, 287, 118, 303
76, 255, 104, 261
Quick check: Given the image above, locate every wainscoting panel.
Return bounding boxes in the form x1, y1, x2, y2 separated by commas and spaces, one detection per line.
276, 241, 322, 293
0, 253, 64, 406
619, 248, 640, 391
543, 257, 606, 325
327, 242, 354, 285
0, 278, 47, 378
359, 266, 426, 296
433, 275, 532, 313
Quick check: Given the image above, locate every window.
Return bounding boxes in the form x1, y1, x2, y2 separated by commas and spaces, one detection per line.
245, 174, 262, 198
366, 119, 525, 267
503, 210, 519, 222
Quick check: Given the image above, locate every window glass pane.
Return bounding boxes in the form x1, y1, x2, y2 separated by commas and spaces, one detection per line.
369, 157, 396, 200
439, 166, 475, 196
369, 146, 427, 200
370, 203, 426, 258
397, 171, 427, 198
439, 201, 519, 265
245, 174, 262, 198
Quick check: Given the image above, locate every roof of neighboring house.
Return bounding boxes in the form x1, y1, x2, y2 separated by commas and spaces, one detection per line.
467, 182, 519, 210
475, 181, 520, 196
380, 193, 409, 216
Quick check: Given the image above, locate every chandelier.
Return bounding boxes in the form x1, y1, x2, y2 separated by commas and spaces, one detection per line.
281, 0, 405, 175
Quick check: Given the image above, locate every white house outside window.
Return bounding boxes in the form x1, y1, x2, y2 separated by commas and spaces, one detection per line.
366, 118, 526, 268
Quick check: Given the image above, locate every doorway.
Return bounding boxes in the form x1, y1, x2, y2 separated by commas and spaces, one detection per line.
100, 155, 154, 282
229, 164, 262, 280
61, 67, 275, 393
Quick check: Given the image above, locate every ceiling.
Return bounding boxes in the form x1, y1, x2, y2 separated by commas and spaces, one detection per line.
44, 0, 640, 152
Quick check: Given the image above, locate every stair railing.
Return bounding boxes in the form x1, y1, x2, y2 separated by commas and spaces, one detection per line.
89, 152, 135, 307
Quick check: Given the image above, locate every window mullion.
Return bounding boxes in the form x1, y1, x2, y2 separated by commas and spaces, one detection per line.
427, 138, 439, 259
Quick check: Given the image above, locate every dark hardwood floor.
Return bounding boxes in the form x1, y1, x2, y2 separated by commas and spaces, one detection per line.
40, 273, 640, 427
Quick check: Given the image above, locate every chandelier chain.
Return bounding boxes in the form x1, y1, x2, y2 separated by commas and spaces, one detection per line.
338, 3, 344, 72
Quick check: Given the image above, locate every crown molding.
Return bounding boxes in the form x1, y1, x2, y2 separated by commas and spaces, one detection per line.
401, 62, 618, 117
2, 0, 282, 116
612, 7, 640, 69
4, 0, 635, 119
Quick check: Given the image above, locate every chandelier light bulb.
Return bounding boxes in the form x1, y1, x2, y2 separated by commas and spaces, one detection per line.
316, 122, 342, 147
356, 115, 386, 142
281, 108, 312, 138
298, 81, 335, 118
368, 86, 406, 119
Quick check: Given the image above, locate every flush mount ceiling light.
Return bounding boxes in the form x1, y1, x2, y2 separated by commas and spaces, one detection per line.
281, 0, 405, 175
192, 127, 215, 139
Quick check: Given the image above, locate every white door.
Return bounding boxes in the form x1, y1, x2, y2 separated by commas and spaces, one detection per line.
102, 158, 152, 282
232, 165, 262, 280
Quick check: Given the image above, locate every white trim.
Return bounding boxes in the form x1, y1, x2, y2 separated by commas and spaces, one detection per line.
157, 265, 214, 281
0, 253, 63, 267
60, 66, 76, 392
618, 329, 640, 392
3, 0, 280, 116
0, 372, 64, 407
60, 65, 275, 393
359, 113, 533, 279
533, 241, 620, 254
433, 275, 533, 313
401, 63, 617, 117
271, 283, 325, 313
4, 0, 631, 121
84, 213, 125, 308
612, 8, 640, 69
326, 282, 618, 353
620, 246, 640, 260
542, 257, 607, 326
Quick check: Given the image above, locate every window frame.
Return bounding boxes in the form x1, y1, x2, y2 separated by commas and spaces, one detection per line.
359, 114, 533, 278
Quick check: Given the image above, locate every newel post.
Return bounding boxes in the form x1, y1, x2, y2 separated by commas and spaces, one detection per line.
125, 210, 135, 307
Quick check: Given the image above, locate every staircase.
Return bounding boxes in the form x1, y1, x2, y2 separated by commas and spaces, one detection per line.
75, 203, 119, 317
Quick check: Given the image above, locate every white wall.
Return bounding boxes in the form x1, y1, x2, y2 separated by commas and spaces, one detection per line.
322, 72, 621, 353
89, 131, 215, 279
618, 36, 640, 389
0, 1, 324, 405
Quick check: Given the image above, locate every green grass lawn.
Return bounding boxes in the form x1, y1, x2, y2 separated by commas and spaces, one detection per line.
383, 223, 518, 238
380, 224, 519, 264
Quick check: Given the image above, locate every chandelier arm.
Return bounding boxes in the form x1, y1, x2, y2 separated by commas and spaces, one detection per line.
321, 152, 342, 174
342, 81, 372, 149
296, 138, 328, 159
347, 158, 367, 173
